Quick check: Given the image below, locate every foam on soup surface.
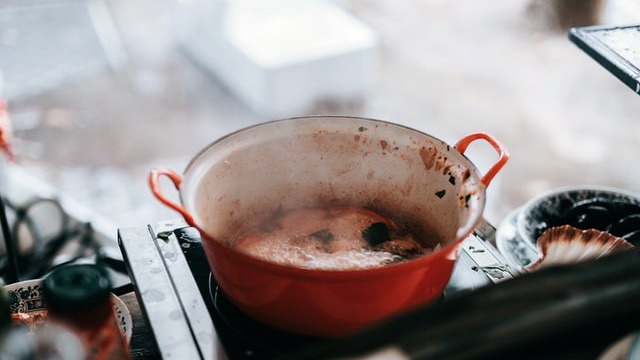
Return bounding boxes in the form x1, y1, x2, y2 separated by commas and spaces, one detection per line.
231, 206, 430, 270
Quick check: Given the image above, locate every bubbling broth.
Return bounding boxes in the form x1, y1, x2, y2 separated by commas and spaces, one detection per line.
230, 206, 434, 270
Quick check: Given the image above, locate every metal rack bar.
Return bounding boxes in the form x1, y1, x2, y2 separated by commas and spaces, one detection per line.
569, 24, 640, 95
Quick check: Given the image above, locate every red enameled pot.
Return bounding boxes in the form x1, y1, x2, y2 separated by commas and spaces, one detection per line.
149, 116, 508, 337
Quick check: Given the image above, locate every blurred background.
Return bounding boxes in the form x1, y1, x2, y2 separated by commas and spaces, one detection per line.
1, 0, 639, 242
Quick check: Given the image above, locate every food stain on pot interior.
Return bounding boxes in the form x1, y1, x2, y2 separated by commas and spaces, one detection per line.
419, 144, 473, 181
419, 144, 476, 205
460, 193, 473, 208
419, 146, 438, 170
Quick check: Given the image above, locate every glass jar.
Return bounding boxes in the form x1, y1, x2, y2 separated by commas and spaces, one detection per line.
42, 264, 130, 360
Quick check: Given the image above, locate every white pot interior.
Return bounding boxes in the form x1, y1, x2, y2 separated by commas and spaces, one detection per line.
181, 117, 485, 250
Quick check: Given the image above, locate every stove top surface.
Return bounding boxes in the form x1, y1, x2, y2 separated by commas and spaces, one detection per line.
118, 219, 512, 360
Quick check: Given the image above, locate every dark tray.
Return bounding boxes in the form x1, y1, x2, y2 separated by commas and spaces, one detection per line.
569, 24, 640, 95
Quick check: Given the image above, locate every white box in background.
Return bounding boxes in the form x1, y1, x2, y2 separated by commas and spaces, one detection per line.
603, 0, 640, 24
172, 0, 379, 117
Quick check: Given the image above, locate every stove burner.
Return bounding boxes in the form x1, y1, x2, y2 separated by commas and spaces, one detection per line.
119, 221, 510, 360
207, 273, 323, 359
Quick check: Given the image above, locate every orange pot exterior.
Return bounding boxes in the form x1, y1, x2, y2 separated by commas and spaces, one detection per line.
149, 116, 509, 337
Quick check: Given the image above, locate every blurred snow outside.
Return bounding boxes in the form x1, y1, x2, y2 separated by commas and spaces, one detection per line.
0, 0, 640, 240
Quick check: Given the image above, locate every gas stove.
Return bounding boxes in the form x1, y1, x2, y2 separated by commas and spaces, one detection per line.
118, 219, 512, 360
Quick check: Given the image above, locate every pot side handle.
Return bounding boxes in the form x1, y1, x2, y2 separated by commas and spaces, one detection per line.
455, 133, 509, 187
148, 168, 196, 227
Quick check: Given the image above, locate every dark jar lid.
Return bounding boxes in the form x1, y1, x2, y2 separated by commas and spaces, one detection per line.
42, 264, 112, 313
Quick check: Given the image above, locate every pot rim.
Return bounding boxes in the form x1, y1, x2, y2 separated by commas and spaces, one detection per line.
183, 115, 466, 173
177, 115, 491, 276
